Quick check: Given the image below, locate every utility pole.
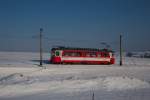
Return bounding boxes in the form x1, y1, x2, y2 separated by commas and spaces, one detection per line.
120, 34, 123, 66
92, 92, 94, 100
40, 28, 43, 66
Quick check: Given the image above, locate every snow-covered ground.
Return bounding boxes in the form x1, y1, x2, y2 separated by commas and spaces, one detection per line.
0, 51, 150, 100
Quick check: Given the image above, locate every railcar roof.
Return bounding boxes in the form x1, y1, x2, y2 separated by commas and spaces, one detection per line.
51, 46, 114, 52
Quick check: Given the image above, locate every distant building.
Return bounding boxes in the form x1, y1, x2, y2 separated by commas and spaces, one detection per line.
126, 51, 150, 58
144, 51, 150, 58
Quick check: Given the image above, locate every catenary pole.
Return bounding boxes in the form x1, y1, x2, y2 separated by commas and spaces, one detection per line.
120, 33, 123, 66
40, 28, 43, 66
92, 92, 94, 100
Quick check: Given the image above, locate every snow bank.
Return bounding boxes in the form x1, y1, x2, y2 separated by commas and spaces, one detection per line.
0, 73, 149, 96
0, 73, 32, 85
58, 76, 150, 92
103, 76, 150, 91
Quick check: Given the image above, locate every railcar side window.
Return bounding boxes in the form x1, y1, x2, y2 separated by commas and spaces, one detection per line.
63, 52, 81, 57
63, 52, 71, 56
91, 53, 96, 57
86, 52, 96, 57
72, 52, 81, 57
86, 53, 90, 57
97, 54, 101, 57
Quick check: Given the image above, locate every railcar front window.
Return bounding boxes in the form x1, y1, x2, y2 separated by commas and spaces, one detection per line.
55, 51, 60, 56
103, 53, 109, 57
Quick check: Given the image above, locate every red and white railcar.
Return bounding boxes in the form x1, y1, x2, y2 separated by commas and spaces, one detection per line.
50, 46, 115, 64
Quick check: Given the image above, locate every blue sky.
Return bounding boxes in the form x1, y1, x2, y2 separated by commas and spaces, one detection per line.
0, 0, 150, 52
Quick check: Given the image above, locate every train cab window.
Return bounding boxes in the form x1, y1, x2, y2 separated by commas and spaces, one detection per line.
100, 52, 109, 57
109, 53, 112, 57
51, 51, 55, 57
103, 52, 109, 57
55, 51, 60, 56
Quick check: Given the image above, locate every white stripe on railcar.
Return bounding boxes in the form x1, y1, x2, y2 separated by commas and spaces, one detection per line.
61, 57, 110, 62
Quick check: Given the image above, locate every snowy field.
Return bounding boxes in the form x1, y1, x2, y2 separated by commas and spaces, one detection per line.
0, 51, 150, 100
